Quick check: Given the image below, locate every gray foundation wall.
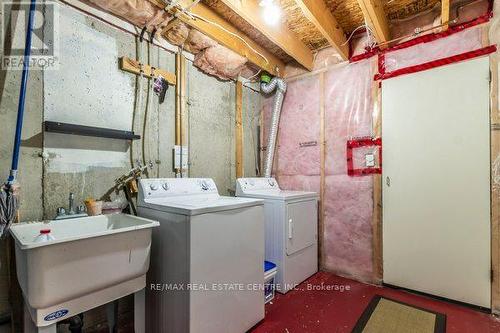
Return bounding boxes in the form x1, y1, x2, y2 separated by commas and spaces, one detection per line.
187, 63, 262, 195
0, 2, 261, 331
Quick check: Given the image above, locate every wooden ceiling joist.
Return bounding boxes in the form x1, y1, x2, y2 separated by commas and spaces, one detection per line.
441, 0, 450, 30
292, 0, 349, 60
357, 0, 390, 45
217, 0, 314, 70
149, 0, 285, 76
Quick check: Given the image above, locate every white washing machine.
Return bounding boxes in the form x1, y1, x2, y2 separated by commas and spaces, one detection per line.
236, 177, 318, 294
137, 178, 265, 333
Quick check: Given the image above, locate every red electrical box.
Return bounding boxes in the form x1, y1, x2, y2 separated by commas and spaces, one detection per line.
346, 137, 382, 177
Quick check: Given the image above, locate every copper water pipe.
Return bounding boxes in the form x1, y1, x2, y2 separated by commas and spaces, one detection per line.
175, 53, 182, 176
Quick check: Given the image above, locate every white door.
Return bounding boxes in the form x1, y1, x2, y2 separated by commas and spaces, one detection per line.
382, 57, 491, 308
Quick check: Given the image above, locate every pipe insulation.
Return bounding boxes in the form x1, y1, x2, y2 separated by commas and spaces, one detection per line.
261, 77, 287, 178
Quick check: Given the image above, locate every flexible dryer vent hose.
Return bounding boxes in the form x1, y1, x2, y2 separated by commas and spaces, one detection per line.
261, 77, 287, 178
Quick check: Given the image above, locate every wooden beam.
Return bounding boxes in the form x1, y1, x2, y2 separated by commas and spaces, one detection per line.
174, 53, 188, 176
180, 52, 188, 175
357, 0, 390, 45
441, 0, 450, 31
175, 53, 183, 147
217, 0, 314, 70
235, 81, 244, 178
293, 0, 349, 60
120, 57, 176, 85
319, 72, 326, 269
150, 0, 286, 76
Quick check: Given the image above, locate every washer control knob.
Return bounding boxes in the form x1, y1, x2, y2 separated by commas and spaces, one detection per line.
268, 179, 276, 187
162, 182, 170, 191
150, 184, 159, 191
201, 180, 209, 191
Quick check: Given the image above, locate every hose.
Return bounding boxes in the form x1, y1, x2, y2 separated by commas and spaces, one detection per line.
8, 0, 36, 185
142, 35, 155, 178
131, 31, 145, 169
261, 77, 287, 178
1, 0, 36, 238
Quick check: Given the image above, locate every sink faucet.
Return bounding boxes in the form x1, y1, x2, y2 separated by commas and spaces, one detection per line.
55, 193, 88, 220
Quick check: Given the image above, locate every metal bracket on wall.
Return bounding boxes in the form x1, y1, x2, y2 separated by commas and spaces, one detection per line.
119, 56, 177, 85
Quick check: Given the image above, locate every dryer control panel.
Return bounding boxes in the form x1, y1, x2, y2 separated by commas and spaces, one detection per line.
236, 177, 280, 196
139, 178, 219, 201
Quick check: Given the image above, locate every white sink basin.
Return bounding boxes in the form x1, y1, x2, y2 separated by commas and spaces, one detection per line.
10, 214, 159, 327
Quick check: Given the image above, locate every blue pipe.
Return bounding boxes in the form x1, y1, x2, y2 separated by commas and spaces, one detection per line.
7, 0, 37, 185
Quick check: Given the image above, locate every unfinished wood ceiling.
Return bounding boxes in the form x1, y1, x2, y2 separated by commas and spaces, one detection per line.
203, 0, 445, 63
280, 0, 328, 50
384, 0, 441, 20
202, 0, 295, 62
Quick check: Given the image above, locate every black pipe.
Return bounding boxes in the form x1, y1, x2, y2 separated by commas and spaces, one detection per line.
58, 313, 84, 333
67, 314, 84, 333
139, 26, 147, 43
150, 28, 158, 43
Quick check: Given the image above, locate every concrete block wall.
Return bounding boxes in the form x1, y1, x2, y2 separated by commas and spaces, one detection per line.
0, 2, 261, 331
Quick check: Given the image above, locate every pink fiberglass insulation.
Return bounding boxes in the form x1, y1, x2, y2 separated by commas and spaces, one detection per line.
390, 0, 489, 43
325, 60, 374, 176
262, 59, 376, 282
286, 47, 343, 78
322, 59, 375, 281
260, 8, 492, 283
492, 2, 500, 45
324, 175, 373, 281
278, 175, 321, 194
275, 77, 321, 176
383, 26, 484, 73
164, 20, 190, 46
80, 0, 256, 80
185, 29, 218, 54
194, 45, 248, 80
83, 0, 170, 28
260, 77, 321, 179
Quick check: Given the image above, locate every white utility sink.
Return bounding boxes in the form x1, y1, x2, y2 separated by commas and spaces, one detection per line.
10, 214, 159, 332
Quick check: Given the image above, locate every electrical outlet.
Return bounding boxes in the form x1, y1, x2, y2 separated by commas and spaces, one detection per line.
365, 153, 375, 167
173, 145, 189, 170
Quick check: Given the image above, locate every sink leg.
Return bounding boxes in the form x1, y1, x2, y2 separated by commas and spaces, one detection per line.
36, 325, 57, 333
106, 301, 118, 333
134, 288, 145, 333
24, 304, 57, 333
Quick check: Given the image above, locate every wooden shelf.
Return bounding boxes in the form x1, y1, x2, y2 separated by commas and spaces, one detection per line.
119, 57, 176, 85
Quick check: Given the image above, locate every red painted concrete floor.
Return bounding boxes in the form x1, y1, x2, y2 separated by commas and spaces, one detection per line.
251, 272, 500, 333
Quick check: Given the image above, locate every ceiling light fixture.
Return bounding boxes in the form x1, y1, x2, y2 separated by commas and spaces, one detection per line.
259, 0, 282, 26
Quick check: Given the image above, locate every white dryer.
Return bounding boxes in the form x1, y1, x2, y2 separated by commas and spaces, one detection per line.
236, 177, 318, 294
137, 178, 265, 333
